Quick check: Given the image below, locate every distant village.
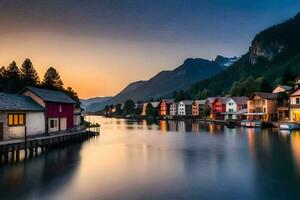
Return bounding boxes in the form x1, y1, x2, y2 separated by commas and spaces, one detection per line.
104, 77, 300, 129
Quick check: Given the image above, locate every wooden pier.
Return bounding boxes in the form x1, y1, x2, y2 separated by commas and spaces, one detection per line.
0, 129, 99, 164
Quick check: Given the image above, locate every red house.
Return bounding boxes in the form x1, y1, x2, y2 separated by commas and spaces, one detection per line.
211, 97, 228, 120
19, 86, 77, 133
158, 99, 174, 117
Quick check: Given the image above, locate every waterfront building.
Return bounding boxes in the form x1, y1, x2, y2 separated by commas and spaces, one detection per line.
246, 92, 278, 122
223, 97, 247, 120
158, 99, 174, 117
0, 93, 45, 140
192, 101, 200, 116
74, 106, 83, 130
19, 86, 77, 133
289, 88, 300, 122
178, 100, 193, 116
141, 102, 148, 116
211, 97, 228, 120
206, 97, 216, 110
272, 85, 291, 122
169, 102, 177, 116
195, 100, 206, 118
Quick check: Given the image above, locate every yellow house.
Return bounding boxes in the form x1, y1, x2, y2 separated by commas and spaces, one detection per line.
246, 92, 278, 122
290, 88, 300, 123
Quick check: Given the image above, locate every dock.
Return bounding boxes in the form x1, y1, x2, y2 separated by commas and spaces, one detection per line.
0, 129, 99, 164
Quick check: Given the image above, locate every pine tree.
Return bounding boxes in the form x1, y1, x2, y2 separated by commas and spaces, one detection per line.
4, 61, 22, 93
41, 67, 64, 90
20, 58, 40, 86
0, 66, 6, 92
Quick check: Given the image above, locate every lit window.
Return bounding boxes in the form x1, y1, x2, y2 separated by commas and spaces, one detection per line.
8, 113, 25, 126
59, 105, 62, 112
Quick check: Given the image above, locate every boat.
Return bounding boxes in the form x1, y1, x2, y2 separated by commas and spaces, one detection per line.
240, 120, 247, 126
279, 123, 300, 130
242, 120, 262, 128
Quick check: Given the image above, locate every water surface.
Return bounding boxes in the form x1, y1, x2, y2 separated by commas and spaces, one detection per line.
1, 116, 300, 200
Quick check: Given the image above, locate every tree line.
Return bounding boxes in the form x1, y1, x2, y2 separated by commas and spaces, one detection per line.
0, 58, 79, 103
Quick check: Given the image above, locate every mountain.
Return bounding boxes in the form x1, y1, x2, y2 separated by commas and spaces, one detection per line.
117, 81, 146, 95
186, 12, 300, 99
86, 57, 224, 111
214, 55, 239, 68
80, 96, 112, 109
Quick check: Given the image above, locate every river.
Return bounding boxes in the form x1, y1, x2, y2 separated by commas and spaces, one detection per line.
1, 116, 300, 200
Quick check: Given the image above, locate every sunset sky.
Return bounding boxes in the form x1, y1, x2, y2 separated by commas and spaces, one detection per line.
1, 0, 300, 98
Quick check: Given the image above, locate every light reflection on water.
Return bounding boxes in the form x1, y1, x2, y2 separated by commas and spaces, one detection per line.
0, 116, 300, 200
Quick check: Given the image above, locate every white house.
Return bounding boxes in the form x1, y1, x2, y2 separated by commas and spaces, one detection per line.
177, 100, 193, 116
177, 101, 186, 116
169, 102, 177, 116
224, 97, 247, 120
0, 93, 45, 140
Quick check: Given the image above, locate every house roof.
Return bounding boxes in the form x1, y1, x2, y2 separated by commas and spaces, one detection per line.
231, 96, 247, 105
290, 87, 300, 96
19, 86, 76, 104
150, 102, 160, 108
195, 100, 206, 105
181, 100, 194, 105
249, 92, 277, 100
272, 85, 293, 93
206, 97, 216, 103
215, 97, 229, 104
165, 99, 174, 104
0, 93, 44, 111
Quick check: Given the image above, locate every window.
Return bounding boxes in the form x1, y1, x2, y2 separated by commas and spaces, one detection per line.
50, 119, 58, 128
59, 105, 62, 112
296, 98, 300, 105
8, 113, 25, 126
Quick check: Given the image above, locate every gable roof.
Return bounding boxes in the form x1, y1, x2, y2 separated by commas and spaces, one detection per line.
165, 99, 174, 104
195, 100, 206, 105
214, 97, 229, 104
180, 100, 194, 105
0, 93, 44, 111
19, 86, 76, 104
249, 92, 277, 100
290, 87, 300, 96
206, 97, 216, 103
272, 85, 293, 93
231, 96, 247, 105
150, 102, 160, 108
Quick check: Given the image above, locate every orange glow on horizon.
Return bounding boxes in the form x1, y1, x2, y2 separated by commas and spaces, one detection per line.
0, 31, 206, 98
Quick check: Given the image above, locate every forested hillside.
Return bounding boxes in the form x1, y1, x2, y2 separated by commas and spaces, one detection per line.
186, 12, 300, 99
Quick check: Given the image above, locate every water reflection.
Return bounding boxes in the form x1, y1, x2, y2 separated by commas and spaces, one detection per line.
0, 145, 81, 199
1, 116, 300, 199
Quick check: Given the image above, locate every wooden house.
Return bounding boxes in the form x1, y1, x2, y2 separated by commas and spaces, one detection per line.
0, 93, 45, 140
246, 92, 278, 122
273, 85, 291, 122
19, 87, 77, 133
211, 97, 228, 120
178, 100, 193, 116
158, 99, 174, 117
224, 97, 247, 120
289, 88, 300, 123
141, 103, 148, 116
192, 101, 200, 116
169, 102, 177, 116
